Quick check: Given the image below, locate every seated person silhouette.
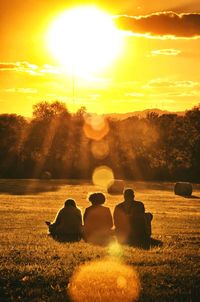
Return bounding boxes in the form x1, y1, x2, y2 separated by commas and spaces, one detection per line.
83, 192, 113, 245
46, 199, 82, 242
114, 188, 151, 249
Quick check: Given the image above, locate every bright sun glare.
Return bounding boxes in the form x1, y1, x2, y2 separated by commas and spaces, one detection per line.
47, 6, 123, 76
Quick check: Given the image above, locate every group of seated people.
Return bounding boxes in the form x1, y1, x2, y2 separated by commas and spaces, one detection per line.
46, 188, 154, 249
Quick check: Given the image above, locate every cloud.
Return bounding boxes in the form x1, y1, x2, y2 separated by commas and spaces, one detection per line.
0, 63, 19, 70
0, 61, 61, 76
40, 64, 62, 75
3, 88, 38, 94
0, 62, 38, 71
0, 61, 39, 75
163, 91, 200, 97
144, 78, 199, 89
115, 12, 200, 39
149, 91, 200, 98
151, 49, 181, 56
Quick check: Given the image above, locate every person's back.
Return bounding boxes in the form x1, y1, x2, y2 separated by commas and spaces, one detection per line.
114, 188, 149, 248
129, 201, 148, 247
55, 205, 82, 236
48, 199, 82, 242
84, 205, 112, 238
83, 193, 113, 245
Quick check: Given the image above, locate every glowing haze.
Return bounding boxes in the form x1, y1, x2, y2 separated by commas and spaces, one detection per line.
0, 1, 200, 116
47, 6, 123, 77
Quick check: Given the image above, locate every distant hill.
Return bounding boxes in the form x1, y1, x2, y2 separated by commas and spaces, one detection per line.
104, 108, 185, 120
24, 108, 186, 121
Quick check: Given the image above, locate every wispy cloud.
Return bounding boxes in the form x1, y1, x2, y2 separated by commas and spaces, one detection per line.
40, 64, 62, 75
167, 90, 200, 97
3, 88, 38, 94
144, 78, 199, 89
151, 49, 181, 56
0, 61, 62, 76
0, 63, 20, 70
0, 62, 38, 74
115, 12, 200, 39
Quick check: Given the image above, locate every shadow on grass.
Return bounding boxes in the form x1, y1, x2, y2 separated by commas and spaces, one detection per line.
0, 179, 92, 195
0, 271, 71, 302
0, 179, 61, 195
150, 238, 163, 248
183, 195, 200, 199
130, 181, 174, 191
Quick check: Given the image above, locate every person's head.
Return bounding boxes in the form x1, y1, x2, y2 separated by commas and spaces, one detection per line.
65, 199, 76, 207
123, 188, 135, 202
88, 192, 105, 205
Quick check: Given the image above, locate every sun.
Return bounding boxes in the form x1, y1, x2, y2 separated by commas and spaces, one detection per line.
47, 6, 123, 77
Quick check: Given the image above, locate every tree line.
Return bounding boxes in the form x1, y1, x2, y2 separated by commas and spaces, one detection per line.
0, 101, 200, 182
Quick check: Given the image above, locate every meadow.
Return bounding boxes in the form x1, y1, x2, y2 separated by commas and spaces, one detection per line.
0, 179, 199, 302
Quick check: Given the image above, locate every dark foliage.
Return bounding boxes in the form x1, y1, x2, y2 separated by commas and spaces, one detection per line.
0, 101, 200, 181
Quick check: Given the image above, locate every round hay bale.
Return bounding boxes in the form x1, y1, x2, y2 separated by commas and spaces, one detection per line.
41, 171, 52, 180
107, 180, 125, 195
174, 182, 192, 196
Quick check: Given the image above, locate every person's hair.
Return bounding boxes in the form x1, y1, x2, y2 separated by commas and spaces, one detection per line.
88, 192, 105, 205
65, 199, 76, 207
123, 188, 134, 200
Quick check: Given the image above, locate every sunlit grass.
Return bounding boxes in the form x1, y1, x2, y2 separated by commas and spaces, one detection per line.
0, 180, 200, 301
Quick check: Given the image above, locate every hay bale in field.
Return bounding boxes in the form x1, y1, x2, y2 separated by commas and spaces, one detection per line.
174, 182, 192, 196
40, 171, 52, 180
107, 180, 125, 195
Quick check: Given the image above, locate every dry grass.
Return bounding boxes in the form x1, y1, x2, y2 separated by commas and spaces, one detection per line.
0, 179, 200, 301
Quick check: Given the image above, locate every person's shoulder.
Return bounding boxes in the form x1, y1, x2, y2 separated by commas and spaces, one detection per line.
58, 207, 65, 216
71, 206, 81, 213
135, 200, 144, 206
114, 202, 124, 210
102, 205, 111, 211
134, 200, 145, 211
84, 206, 92, 212
59, 207, 65, 213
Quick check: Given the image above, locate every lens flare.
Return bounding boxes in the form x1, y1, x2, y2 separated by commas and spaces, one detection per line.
108, 241, 123, 258
92, 166, 114, 189
83, 114, 109, 141
117, 275, 127, 289
91, 140, 109, 159
68, 259, 140, 302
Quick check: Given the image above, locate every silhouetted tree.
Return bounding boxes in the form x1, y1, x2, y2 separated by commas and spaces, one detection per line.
21, 101, 71, 177
1, 101, 200, 181
0, 114, 27, 177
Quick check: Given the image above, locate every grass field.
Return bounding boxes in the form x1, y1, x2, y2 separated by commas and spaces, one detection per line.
0, 179, 200, 302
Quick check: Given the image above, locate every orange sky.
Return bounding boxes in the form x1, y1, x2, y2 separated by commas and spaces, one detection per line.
1, 0, 200, 116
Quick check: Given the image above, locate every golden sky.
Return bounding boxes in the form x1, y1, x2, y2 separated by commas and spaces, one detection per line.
1, 0, 200, 116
